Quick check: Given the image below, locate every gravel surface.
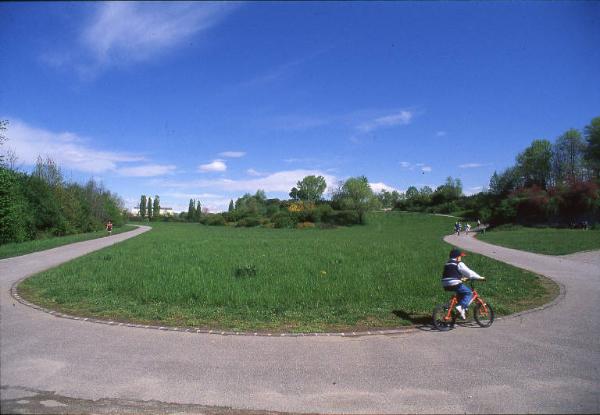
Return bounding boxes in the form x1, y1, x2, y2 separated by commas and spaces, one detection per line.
1, 227, 599, 414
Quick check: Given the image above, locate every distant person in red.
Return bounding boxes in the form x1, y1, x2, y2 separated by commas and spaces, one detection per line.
106, 220, 113, 236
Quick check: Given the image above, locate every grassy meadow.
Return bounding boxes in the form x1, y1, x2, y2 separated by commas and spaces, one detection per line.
19, 213, 557, 332
479, 226, 600, 255
0, 225, 136, 259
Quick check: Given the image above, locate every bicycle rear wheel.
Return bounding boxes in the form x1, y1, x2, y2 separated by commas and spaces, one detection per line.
432, 303, 455, 331
474, 301, 494, 327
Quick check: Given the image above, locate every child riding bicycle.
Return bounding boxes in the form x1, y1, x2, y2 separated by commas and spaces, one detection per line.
441, 248, 485, 319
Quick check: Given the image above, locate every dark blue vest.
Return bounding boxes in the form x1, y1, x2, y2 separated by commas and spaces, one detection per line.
442, 258, 462, 280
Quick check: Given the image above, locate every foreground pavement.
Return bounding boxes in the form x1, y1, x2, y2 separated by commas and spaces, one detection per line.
1, 227, 599, 414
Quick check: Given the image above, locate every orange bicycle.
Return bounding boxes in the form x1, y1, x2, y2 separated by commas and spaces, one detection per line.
432, 280, 494, 331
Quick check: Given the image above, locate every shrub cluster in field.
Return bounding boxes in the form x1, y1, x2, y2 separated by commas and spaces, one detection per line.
190, 175, 376, 229
20, 213, 557, 332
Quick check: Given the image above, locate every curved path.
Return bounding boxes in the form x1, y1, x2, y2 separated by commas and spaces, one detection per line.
1, 229, 599, 413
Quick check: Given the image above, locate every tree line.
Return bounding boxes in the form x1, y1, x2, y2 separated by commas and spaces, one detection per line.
0, 156, 126, 244
136, 194, 161, 220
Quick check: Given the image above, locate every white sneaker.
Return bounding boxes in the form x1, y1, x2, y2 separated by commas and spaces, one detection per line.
456, 305, 466, 320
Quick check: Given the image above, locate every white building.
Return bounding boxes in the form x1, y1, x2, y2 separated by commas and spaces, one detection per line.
130, 206, 175, 216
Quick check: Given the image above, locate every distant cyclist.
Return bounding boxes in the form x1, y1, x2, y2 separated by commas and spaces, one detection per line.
441, 248, 485, 319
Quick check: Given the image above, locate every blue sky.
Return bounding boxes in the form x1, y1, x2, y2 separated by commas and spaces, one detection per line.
1, 1, 599, 212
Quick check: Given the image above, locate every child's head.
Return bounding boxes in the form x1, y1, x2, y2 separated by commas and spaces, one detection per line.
449, 248, 466, 261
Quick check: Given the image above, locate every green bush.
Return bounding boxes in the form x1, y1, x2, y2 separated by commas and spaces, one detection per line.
236, 216, 262, 227
323, 210, 360, 226
272, 211, 298, 228
205, 214, 226, 226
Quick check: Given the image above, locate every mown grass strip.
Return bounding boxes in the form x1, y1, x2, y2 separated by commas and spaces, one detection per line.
0, 225, 136, 259
478, 226, 600, 255
19, 213, 558, 332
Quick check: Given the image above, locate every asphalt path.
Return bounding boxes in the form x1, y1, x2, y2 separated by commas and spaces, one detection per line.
1, 227, 599, 413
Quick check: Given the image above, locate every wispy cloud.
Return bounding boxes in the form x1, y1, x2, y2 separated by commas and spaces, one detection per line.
198, 159, 227, 173
5, 118, 146, 174
84, 3, 235, 65
155, 169, 338, 194
116, 164, 177, 177
45, 3, 237, 75
399, 161, 432, 172
436, 131, 447, 137
246, 168, 266, 177
370, 182, 401, 193
219, 151, 246, 158
459, 163, 488, 169
357, 110, 414, 133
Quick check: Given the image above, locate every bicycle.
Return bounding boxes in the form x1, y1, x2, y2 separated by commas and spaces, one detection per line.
432, 279, 494, 331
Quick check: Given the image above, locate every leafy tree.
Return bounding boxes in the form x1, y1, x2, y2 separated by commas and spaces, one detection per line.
295, 175, 327, 203
195, 200, 202, 222
289, 187, 299, 201
153, 195, 160, 219
554, 129, 585, 182
228, 199, 234, 213
147, 196, 153, 220
516, 139, 553, 189
405, 186, 419, 200
140, 195, 147, 218
332, 176, 377, 224
188, 199, 195, 221
489, 167, 522, 197
584, 116, 600, 179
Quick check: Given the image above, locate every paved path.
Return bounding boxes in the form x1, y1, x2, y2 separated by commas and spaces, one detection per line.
1, 229, 599, 413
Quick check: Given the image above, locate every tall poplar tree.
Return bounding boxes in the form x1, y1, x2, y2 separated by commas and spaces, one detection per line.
147, 196, 153, 219
228, 200, 234, 213
140, 195, 147, 218
153, 195, 160, 218
196, 200, 202, 221
188, 199, 195, 221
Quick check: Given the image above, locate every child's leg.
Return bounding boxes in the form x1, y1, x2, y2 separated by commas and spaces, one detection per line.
455, 284, 473, 309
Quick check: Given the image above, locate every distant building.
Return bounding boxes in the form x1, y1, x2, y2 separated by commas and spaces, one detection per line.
130, 205, 175, 216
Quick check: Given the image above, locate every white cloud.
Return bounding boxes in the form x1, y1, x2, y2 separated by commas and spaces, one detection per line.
421, 166, 432, 172
370, 182, 401, 193
358, 110, 414, 133
399, 161, 411, 168
5, 118, 145, 173
116, 164, 176, 177
155, 169, 338, 194
436, 131, 447, 137
246, 168, 265, 177
459, 163, 486, 169
219, 151, 246, 158
198, 159, 227, 172
82, 3, 236, 68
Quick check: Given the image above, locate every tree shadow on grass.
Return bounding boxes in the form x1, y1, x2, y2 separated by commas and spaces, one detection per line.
392, 310, 434, 331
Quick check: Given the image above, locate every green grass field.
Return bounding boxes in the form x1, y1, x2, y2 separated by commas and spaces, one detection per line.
19, 213, 557, 332
0, 225, 136, 259
478, 226, 600, 255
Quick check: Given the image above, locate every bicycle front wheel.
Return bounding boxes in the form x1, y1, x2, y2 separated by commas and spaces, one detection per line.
432, 303, 455, 331
474, 301, 494, 327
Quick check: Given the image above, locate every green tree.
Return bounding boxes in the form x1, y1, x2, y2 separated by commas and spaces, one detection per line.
195, 200, 202, 222
584, 116, 600, 179
147, 196, 153, 220
140, 195, 147, 218
332, 176, 376, 224
516, 139, 553, 189
228, 199, 234, 213
295, 175, 327, 203
553, 129, 585, 182
405, 186, 419, 200
289, 187, 300, 201
188, 199, 195, 221
153, 195, 160, 219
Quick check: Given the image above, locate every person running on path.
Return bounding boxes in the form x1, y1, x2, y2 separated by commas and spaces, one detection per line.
441, 248, 485, 319
106, 220, 113, 236
454, 222, 461, 236
466, 223, 471, 234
